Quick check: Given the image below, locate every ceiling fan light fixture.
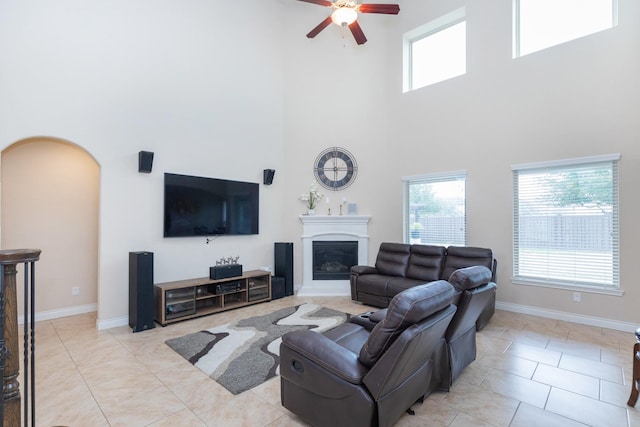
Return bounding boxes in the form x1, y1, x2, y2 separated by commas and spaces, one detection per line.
331, 7, 358, 26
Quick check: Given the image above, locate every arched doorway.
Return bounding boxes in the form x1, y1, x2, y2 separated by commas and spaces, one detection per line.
1, 137, 99, 319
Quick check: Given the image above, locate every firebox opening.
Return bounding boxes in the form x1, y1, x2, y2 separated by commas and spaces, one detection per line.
312, 240, 358, 280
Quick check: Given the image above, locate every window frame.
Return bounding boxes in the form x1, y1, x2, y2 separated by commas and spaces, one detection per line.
512, 154, 622, 296
513, 0, 618, 58
402, 171, 467, 247
403, 7, 466, 93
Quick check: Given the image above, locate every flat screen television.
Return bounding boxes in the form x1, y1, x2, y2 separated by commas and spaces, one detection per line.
164, 173, 259, 237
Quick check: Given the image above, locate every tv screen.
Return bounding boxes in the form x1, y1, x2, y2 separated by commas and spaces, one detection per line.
164, 173, 259, 237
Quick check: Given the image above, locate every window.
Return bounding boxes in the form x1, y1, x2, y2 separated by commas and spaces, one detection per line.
403, 172, 466, 246
514, 0, 618, 57
403, 8, 466, 92
512, 155, 620, 292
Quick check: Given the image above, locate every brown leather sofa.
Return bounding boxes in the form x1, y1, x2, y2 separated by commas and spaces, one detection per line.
280, 281, 456, 427
350, 243, 497, 330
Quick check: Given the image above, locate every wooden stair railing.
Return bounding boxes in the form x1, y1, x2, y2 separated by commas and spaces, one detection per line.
0, 249, 40, 427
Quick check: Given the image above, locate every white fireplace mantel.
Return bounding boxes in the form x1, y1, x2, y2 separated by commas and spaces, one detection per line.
298, 215, 371, 296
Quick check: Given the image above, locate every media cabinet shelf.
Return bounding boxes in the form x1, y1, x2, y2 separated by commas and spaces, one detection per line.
154, 270, 271, 326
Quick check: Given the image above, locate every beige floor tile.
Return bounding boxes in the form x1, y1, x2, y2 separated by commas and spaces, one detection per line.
510, 403, 588, 427
193, 389, 285, 427
480, 368, 550, 408
547, 338, 602, 361
533, 363, 600, 399
266, 413, 310, 427
601, 379, 634, 408
546, 387, 628, 427
448, 411, 498, 427
147, 408, 207, 426
475, 352, 539, 379
442, 382, 520, 427
395, 398, 459, 426
506, 342, 562, 366
500, 328, 550, 348
559, 352, 624, 383
27, 299, 638, 426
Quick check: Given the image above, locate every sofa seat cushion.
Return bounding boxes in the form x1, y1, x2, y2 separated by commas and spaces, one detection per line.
354, 274, 393, 298
323, 323, 371, 354
386, 277, 430, 298
358, 280, 454, 368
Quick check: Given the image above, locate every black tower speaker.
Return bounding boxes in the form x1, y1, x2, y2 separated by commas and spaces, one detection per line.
263, 169, 275, 185
129, 251, 156, 332
274, 242, 293, 296
138, 151, 154, 173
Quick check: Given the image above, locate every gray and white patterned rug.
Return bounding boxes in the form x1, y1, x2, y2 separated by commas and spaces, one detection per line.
165, 303, 349, 394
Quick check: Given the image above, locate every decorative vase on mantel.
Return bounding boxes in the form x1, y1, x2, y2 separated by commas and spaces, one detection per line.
307, 208, 315, 216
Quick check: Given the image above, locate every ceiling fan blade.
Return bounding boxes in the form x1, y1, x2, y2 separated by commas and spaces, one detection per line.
358, 4, 400, 14
307, 16, 333, 39
297, 0, 333, 6
349, 21, 368, 45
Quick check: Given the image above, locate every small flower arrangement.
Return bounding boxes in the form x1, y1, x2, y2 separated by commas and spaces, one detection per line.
300, 182, 324, 210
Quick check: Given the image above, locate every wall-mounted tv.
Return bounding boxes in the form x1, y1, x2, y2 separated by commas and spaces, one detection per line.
164, 173, 259, 237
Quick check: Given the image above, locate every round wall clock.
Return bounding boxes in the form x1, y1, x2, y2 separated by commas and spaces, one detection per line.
313, 147, 358, 191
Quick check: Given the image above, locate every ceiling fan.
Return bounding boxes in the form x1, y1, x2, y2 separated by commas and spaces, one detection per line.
298, 0, 400, 45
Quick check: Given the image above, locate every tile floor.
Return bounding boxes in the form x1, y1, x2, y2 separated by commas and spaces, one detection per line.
24, 294, 640, 426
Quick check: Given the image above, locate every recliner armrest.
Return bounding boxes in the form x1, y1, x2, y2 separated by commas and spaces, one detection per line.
351, 265, 377, 276
281, 330, 369, 384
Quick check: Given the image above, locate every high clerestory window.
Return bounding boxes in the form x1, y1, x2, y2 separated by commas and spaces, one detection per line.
514, 0, 618, 57
512, 155, 620, 293
403, 8, 466, 92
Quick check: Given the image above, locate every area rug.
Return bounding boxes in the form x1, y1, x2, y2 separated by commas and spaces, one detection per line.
165, 303, 350, 395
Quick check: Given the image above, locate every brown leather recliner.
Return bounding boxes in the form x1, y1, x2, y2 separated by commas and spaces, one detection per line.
351, 265, 496, 391
436, 265, 496, 389
280, 281, 456, 427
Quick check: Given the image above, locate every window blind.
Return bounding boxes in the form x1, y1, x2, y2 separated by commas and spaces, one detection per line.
512, 155, 619, 289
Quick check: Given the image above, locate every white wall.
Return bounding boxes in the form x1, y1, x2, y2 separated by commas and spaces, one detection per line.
385, 0, 640, 326
0, 0, 288, 327
1, 0, 639, 328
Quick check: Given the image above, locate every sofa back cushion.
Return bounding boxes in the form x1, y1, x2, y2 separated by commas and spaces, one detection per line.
374, 242, 411, 277
406, 244, 446, 282
358, 280, 454, 368
441, 246, 494, 282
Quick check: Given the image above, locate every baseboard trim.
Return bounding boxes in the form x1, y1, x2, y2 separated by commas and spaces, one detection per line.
96, 315, 129, 331
18, 303, 97, 325
495, 301, 637, 333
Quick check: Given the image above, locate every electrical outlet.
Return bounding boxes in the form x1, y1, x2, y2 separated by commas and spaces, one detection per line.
72, 286, 80, 296
572, 292, 581, 302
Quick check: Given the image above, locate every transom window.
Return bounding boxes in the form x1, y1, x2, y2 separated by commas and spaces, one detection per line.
403, 172, 466, 247
512, 155, 620, 292
514, 0, 618, 57
403, 8, 466, 92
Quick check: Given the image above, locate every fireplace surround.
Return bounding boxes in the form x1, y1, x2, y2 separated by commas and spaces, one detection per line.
298, 215, 371, 296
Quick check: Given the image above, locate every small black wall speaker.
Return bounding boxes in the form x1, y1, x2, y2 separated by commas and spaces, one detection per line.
274, 242, 293, 296
263, 169, 275, 185
129, 251, 155, 332
138, 151, 154, 173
